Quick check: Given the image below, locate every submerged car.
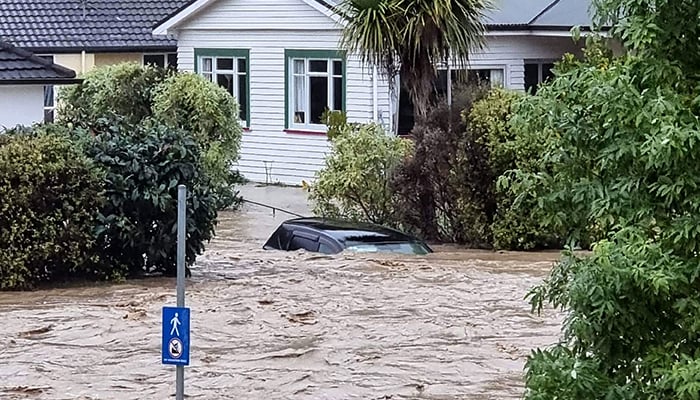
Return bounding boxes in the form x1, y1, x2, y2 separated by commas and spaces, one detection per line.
263, 218, 432, 255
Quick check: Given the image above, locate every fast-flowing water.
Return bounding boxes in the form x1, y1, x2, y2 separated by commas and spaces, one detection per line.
0, 185, 562, 399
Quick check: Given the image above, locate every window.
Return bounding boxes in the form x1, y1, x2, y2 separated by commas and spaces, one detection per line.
195, 49, 249, 126
288, 235, 319, 252
143, 53, 178, 69
37, 55, 56, 123
435, 68, 505, 99
285, 50, 345, 131
524, 61, 555, 93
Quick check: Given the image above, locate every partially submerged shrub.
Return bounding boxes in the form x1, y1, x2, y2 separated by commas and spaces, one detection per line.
310, 123, 412, 225
83, 118, 218, 277
153, 73, 244, 209
0, 129, 107, 289
391, 84, 492, 244
468, 88, 564, 250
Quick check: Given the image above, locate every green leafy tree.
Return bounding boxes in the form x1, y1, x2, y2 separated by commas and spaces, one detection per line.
336, 0, 488, 120
516, 0, 700, 398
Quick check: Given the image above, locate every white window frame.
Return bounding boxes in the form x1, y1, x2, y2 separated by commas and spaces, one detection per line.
142, 53, 177, 69
288, 57, 344, 131
37, 54, 57, 123
196, 54, 248, 126
438, 65, 507, 104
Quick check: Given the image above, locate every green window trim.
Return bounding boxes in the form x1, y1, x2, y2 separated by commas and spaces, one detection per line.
284, 49, 347, 130
194, 48, 251, 127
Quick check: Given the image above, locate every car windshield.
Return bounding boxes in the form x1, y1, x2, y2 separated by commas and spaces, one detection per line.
345, 242, 431, 255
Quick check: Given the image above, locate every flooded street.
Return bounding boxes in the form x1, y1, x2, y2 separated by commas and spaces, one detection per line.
0, 185, 562, 399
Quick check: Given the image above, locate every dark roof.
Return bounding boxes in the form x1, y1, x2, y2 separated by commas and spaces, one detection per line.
0, 41, 81, 84
486, 0, 595, 30
0, 0, 189, 53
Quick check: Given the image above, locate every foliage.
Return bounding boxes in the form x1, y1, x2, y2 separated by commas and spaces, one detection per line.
310, 123, 412, 225
337, 0, 488, 119
321, 109, 356, 141
519, 0, 700, 397
82, 118, 218, 277
59, 63, 173, 127
153, 73, 244, 209
391, 84, 492, 244
0, 128, 108, 289
470, 88, 564, 250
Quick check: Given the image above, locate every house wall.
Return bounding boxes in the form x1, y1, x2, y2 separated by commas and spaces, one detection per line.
0, 85, 44, 130
171, 0, 585, 185
53, 52, 163, 75
175, 0, 391, 185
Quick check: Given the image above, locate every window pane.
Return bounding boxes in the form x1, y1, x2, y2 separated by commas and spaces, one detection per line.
238, 58, 247, 73
490, 69, 505, 87
542, 63, 555, 83
333, 60, 342, 76
524, 63, 539, 93
44, 109, 54, 123
238, 74, 247, 122
44, 85, 54, 107
293, 75, 306, 123
435, 69, 448, 98
309, 60, 327, 73
217, 57, 234, 70
333, 77, 342, 111
216, 73, 234, 96
203, 73, 213, 82
310, 76, 328, 124
202, 58, 213, 73
293, 59, 305, 75
167, 53, 178, 68
144, 54, 165, 68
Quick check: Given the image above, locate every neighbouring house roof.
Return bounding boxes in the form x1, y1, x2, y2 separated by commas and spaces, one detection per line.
155, 0, 594, 35
486, 0, 595, 30
0, 0, 190, 53
0, 41, 82, 84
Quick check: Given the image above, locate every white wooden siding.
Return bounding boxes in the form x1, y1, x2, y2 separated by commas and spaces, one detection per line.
172, 0, 583, 185
177, 28, 391, 185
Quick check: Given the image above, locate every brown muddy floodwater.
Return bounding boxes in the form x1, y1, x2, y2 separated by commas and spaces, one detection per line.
0, 185, 563, 400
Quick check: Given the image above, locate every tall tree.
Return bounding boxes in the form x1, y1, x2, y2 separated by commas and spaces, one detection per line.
336, 0, 489, 121
512, 0, 700, 398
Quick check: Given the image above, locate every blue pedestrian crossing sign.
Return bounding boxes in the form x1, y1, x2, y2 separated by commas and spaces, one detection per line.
162, 306, 190, 366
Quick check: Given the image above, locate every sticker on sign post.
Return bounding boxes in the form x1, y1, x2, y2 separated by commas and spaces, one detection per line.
162, 306, 190, 366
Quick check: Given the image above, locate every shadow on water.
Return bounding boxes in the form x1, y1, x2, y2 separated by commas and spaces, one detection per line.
0, 185, 562, 399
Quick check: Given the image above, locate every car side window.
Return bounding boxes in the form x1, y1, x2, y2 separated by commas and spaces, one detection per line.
288, 234, 319, 252
318, 241, 334, 254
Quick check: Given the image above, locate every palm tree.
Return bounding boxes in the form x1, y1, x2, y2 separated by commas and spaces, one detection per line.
336, 0, 489, 121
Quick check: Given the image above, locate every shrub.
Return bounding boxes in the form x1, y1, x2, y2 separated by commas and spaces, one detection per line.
468, 88, 564, 250
310, 123, 413, 225
153, 73, 244, 209
82, 118, 218, 277
391, 84, 492, 244
0, 129, 107, 289
59, 63, 173, 126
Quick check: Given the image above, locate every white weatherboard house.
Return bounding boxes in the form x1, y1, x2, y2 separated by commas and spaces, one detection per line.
155, 0, 593, 185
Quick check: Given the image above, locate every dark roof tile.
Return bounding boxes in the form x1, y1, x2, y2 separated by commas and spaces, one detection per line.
0, 41, 81, 84
0, 0, 189, 52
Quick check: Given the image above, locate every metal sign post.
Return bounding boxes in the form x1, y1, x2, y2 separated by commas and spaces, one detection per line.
162, 185, 190, 400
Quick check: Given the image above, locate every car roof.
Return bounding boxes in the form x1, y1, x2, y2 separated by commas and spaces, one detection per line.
282, 217, 419, 244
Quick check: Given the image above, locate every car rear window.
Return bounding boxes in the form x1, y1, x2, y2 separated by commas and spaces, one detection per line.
288, 235, 319, 252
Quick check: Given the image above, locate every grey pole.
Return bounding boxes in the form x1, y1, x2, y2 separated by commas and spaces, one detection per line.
176, 184, 186, 400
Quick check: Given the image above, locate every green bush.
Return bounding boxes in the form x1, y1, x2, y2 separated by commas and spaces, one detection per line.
468, 88, 563, 250
0, 129, 107, 289
153, 73, 244, 209
82, 118, 218, 277
391, 84, 492, 244
309, 123, 412, 225
59, 63, 173, 126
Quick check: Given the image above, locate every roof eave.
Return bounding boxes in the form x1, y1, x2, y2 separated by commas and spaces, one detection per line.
0, 78, 83, 85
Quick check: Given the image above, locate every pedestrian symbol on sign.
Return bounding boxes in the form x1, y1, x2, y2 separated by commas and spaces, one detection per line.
170, 313, 181, 336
